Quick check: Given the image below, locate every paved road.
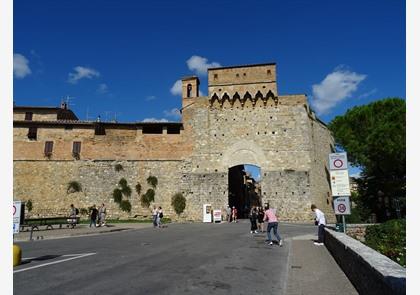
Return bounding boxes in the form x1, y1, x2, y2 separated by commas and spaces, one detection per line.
14, 221, 355, 295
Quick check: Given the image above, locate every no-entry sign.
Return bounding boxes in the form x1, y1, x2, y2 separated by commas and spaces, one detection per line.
333, 197, 351, 215
329, 153, 348, 170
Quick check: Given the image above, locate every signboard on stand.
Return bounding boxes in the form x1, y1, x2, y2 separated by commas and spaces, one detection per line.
203, 204, 212, 223
13, 201, 22, 234
213, 209, 222, 223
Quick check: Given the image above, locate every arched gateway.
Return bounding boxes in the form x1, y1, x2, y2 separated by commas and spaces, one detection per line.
13, 62, 335, 222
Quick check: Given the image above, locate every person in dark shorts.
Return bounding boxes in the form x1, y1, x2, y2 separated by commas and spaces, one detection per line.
249, 206, 258, 233
89, 205, 98, 228
257, 207, 265, 232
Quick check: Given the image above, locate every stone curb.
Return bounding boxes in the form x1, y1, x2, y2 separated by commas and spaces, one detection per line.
325, 228, 405, 295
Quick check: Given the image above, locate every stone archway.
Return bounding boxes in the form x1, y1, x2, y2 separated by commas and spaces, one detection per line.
221, 139, 267, 169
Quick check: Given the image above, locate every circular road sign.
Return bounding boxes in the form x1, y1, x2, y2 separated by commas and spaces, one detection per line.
333, 159, 344, 169
13, 205, 16, 216
338, 204, 346, 213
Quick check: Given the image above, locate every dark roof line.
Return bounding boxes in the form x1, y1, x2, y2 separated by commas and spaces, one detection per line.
13, 120, 182, 127
208, 62, 276, 71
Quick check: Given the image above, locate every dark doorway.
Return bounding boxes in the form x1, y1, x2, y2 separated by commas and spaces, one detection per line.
228, 164, 261, 218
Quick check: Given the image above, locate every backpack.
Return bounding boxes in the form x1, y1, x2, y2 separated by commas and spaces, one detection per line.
159, 212, 163, 218
75, 208, 79, 215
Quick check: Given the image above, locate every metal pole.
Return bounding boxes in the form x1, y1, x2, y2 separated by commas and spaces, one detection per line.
342, 215, 346, 234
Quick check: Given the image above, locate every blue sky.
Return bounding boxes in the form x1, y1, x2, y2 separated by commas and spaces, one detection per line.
13, 0, 405, 176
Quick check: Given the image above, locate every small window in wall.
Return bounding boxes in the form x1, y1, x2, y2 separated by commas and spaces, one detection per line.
72, 141, 81, 158
25, 112, 33, 121
187, 84, 192, 98
267, 69, 272, 75
143, 125, 163, 134
167, 125, 181, 134
44, 141, 53, 157
214, 74, 218, 80
94, 124, 106, 135
27, 127, 37, 140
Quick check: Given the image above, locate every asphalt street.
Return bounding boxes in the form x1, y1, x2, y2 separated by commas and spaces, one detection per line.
14, 222, 322, 295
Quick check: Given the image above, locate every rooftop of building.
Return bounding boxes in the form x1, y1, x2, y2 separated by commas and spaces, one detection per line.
208, 62, 276, 71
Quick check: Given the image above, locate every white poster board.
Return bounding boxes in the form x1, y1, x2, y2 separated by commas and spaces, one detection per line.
330, 170, 351, 196
203, 204, 212, 222
334, 196, 351, 215
13, 201, 22, 234
213, 209, 222, 223
329, 152, 348, 170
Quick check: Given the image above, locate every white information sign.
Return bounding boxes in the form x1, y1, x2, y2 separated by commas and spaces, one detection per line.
329, 153, 348, 170
330, 170, 351, 196
203, 204, 212, 222
213, 209, 222, 223
13, 201, 22, 234
334, 196, 351, 215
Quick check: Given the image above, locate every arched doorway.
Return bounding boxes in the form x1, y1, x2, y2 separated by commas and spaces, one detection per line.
228, 164, 262, 218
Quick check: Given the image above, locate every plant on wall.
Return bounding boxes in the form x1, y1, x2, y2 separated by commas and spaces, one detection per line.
112, 178, 132, 212
114, 164, 124, 172
67, 181, 82, 193
26, 199, 33, 212
141, 188, 155, 208
147, 176, 158, 189
135, 183, 142, 195
171, 192, 186, 216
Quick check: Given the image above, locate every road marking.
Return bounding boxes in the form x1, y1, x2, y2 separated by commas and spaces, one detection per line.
14, 253, 96, 273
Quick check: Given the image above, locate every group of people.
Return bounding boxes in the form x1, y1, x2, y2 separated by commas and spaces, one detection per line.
88, 203, 107, 228
225, 206, 238, 223
151, 206, 164, 228
245, 203, 326, 247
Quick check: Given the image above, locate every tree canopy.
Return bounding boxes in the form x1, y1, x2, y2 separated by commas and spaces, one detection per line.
328, 98, 405, 221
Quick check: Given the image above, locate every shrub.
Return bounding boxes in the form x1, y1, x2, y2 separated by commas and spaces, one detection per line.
113, 188, 123, 203
135, 183, 142, 195
119, 200, 132, 213
147, 176, 158, 189
364, 219, 406, 267
141, 194, 150, 208
114, 164, 123, 172
118, 178, 128, 188
121, 185, 132, 197
145, 189, 155, 202
80, 208, 89, 216
171, 192, 186, 215
67, 181, 82, 193
26, 199, 33, 212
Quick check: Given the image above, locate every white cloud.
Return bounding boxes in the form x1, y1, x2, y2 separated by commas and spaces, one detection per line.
68, 66, 100, 84
97, 83, 108, 93
13, 53, 31, 78
164, 108, 181, 119
358, 88, 377, 99
170, 80, 182, 96
145, 95, 157, 101
187, 55, 221, 76
311, 69, 366, 115
142, 118, 169, 122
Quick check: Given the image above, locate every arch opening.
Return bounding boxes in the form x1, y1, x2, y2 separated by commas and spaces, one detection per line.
228, 164, 262, 219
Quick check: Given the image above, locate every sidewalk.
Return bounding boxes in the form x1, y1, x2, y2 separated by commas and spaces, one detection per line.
286, 236, 358, 295
13, 223, 153, 242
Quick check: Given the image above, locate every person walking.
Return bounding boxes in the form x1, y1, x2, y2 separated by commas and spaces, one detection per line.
69, 204, 77, 229
249, 206, 258, 233
89, 205, 98, 228
226, 206, 232, 223
311, 204, 326, 246
152, 206, 158, 228
232, 206, 238, 223
157, 206, 163, 228
257, 207, 265, 232
98, 203, 107, 227
264, 205, 282, 246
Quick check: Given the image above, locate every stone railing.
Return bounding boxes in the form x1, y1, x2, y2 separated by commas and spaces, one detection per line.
325, 228, 405, 295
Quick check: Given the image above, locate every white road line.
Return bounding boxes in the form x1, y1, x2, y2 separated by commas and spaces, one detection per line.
14, 253, 96, 273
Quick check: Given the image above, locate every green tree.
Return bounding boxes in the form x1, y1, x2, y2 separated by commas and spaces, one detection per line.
171, 192, 186, 215
329, 98, 405, 221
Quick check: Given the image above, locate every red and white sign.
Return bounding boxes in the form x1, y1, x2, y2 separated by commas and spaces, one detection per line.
213, 209, 222, 223
329, 153, 348, 170
13, 201, 22, 234
334, 197, 351, 215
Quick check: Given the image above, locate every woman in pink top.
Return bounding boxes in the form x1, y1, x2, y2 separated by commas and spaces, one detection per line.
264, 205, 282, 246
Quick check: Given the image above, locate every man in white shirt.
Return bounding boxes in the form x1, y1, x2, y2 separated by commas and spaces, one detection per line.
311, 204, 326, 246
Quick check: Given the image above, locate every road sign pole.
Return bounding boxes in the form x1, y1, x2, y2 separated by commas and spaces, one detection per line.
342, 215, 346, 234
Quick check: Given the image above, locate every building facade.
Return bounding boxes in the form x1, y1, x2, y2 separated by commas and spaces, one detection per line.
13, 63, 335, 222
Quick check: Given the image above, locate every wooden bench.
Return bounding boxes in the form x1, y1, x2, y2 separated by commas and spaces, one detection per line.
21, 216, 81, 231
